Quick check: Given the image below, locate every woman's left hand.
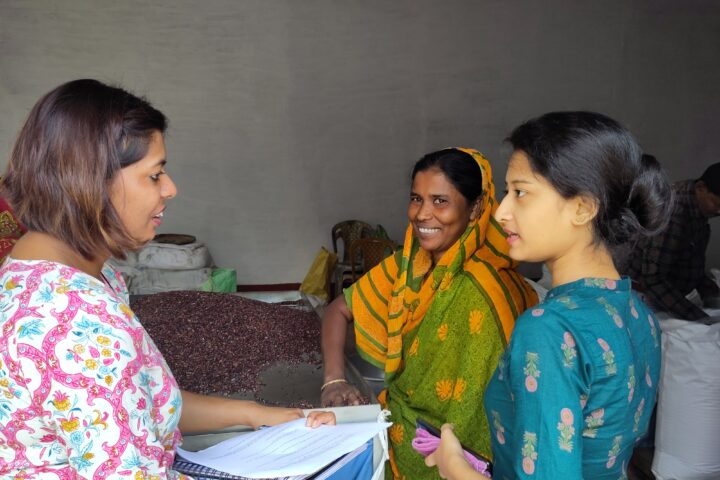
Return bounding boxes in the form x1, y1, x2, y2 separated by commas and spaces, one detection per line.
179, 392, 336, 433
252, 405, 336, 429
252, 405, 304, 428
425, 424, 478, 479
305, 410, 336, 428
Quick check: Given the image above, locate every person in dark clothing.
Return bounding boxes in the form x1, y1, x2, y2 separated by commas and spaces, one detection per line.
622, 160, 720, 321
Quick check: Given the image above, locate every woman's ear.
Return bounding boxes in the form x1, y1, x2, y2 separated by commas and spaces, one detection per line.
469, 198, 482, 220
572, 195, 598, 226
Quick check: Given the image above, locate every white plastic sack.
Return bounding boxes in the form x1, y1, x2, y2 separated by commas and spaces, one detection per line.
652, 317, 720, 480
524, 277, 547, 302
536, 264, 553, 291
130, 267, 213, 294
137, 242, 212, 270
105, 256, 141, 290
114, 250, 139, 266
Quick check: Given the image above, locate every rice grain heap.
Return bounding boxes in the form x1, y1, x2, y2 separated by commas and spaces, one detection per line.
130, 291, 322, 399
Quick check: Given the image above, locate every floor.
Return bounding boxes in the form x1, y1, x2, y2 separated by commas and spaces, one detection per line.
232, 289, 380, 405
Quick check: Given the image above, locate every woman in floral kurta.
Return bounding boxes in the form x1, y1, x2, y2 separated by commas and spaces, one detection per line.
425, 112, 671, 479
0, 260, 187, 479
0, 79, 333, 479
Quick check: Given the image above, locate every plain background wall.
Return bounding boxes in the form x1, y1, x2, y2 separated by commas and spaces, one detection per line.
1, 0, 718, 284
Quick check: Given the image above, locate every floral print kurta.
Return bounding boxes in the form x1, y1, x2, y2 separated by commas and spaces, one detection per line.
0, 258, 189, 479
484, 277, 660, 479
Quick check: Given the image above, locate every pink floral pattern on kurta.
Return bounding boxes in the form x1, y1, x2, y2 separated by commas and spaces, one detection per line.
0, 258, 189, 479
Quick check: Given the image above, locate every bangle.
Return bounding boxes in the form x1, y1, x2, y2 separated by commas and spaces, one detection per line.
321, 378, 348, 392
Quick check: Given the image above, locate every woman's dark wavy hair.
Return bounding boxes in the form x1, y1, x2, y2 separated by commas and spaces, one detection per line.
1, 79, 167, 260
507, 111, 672, 248
411, 148, 483, 204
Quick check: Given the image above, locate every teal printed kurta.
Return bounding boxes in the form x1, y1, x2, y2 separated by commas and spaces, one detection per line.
484, 277, 660, 479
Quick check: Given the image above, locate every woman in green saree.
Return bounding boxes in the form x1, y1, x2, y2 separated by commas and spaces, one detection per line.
320, 148, 537, 479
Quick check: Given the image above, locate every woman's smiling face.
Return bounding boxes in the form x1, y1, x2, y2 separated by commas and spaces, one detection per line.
408, 167, 477, 264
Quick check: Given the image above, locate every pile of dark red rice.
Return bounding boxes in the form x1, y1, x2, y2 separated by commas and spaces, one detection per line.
130, 291, 322, 397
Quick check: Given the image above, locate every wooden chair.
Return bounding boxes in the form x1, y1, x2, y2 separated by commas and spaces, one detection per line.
331, 220, 375, 264
348, 237, 397, 282
331, 220, 375, 296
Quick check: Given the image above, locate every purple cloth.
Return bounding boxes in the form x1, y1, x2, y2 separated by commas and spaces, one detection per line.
412, 427, 492, 478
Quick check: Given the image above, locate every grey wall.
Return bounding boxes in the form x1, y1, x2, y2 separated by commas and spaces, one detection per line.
2, 0, 719, 283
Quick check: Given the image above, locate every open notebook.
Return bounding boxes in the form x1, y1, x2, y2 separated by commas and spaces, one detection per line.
174, 417, 389, 480
173, 440, 371, 480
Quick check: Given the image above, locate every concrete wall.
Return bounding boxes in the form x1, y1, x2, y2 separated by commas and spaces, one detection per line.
1, 0, 718, 283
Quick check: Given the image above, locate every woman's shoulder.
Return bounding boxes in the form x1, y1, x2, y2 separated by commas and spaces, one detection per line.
0, 258, 131, 325
515, 296, 576, 327
530, 279, 636, 323
0, 258, 69, 295
513, 282, 658, 373
512, 292, 609, 347
508, 301, 576, 350
1, 258, 125, 293
3, 257, 92, 281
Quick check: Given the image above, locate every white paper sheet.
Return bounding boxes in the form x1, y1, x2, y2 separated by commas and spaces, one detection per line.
177, 418, 391, 479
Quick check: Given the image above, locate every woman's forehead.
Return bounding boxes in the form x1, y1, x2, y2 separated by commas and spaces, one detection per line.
412, 168, 459, 192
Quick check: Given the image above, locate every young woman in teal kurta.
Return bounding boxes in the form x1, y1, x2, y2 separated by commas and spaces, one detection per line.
424, 111, 671, 479
484, 277, 660, 479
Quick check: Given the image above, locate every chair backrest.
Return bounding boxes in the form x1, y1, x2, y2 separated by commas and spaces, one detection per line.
331, 220, 375, 264
348, 237, 397, 281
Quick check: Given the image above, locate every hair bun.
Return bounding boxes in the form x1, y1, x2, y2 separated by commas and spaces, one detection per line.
622, 153, 673, 241
607, 208, 638, 245
507, 111, 674, 250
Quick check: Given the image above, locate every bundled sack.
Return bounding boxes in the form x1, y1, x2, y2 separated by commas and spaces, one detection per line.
652, 316, 720, 480
138, 241, 212, 270
110, 234, 237, 295
131, 267, 214, 295
200, 268, 237, 293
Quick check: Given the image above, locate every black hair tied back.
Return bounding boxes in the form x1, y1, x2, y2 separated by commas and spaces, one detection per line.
508, 111, 673, 250
610, 153, 673, 245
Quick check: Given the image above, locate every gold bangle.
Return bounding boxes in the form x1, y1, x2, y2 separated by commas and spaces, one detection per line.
321, 378, 348, 392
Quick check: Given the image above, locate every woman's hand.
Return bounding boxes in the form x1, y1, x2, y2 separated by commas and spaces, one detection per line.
252, 406, 337, 429
320, 381, 364, 407
179, 392, 337, 433
321, 297, 359, 407
305, 410, 336, 428
251, 405, 304, 428
425, 424, 481, 480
